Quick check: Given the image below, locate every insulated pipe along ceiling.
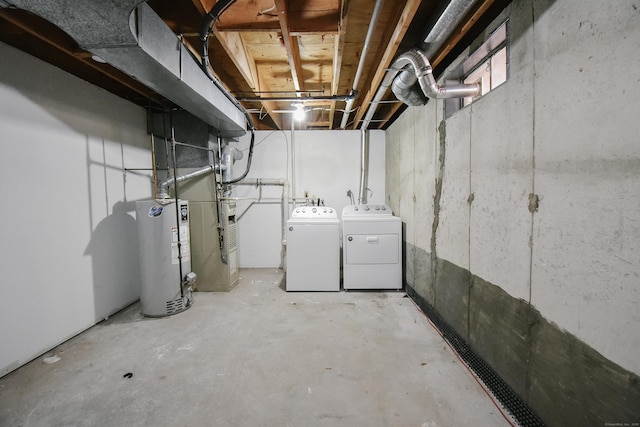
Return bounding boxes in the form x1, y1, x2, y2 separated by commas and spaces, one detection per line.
421, 0, 480, 58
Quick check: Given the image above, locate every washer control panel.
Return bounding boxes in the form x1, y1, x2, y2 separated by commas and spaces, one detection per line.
342, 204, 392, 217
291, 206, 338, 219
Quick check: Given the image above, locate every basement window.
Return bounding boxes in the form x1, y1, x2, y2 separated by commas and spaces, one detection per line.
445, 21, 509, 118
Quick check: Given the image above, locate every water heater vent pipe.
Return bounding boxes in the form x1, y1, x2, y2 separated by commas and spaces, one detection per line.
158, 164, 225, 199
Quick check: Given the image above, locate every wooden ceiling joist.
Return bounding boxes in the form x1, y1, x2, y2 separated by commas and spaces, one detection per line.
0, 0, 502, 131
350, 0, 422, 130
274, 0, 305, 92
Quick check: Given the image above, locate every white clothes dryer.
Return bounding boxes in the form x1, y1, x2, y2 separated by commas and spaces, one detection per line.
341, 204, 402, 290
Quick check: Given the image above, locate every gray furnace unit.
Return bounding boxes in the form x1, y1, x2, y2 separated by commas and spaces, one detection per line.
220, 200, 239, 289
136, 199, 196, 317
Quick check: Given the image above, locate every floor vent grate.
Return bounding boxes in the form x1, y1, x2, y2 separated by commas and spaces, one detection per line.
166, 298, 184, 315
406, 286, 545, 427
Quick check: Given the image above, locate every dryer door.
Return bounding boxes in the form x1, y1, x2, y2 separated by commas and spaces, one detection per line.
344, 233, 399, 264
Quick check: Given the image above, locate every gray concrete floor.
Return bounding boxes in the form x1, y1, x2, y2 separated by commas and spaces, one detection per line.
0, 269, 513, 427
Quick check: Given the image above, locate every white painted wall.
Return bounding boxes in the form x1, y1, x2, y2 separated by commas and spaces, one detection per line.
233, 129, 385, 268
0, 42, 151, 376
386, 0, 640, 375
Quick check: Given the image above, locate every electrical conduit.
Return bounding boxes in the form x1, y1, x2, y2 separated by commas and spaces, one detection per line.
340, 0, 385, 129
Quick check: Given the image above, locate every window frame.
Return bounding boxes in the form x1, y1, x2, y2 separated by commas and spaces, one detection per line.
444, 20, 510, 118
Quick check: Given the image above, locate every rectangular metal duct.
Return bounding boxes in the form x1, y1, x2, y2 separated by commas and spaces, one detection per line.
2, 0, 246, 137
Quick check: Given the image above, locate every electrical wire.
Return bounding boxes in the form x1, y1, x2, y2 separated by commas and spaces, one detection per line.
238, 129, 290, 185
222, 128, 255, 185
198, 0, 256, 134
198, 0, 260, 186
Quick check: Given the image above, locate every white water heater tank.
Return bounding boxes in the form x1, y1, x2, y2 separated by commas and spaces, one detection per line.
136, 199, 195, 317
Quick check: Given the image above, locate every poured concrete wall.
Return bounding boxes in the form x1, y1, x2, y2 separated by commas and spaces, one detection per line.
386, 0, 640, 424
0, 42, 151, 376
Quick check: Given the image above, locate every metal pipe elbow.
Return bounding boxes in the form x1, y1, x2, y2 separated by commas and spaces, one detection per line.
394, 48, 481, 101
391, 68, 428, 106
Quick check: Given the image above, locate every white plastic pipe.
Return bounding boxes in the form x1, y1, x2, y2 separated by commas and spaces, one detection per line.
358, 129, 370, 204
233, 178, 289, 269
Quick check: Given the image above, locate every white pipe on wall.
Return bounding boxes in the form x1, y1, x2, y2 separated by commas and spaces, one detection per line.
290, 125, 297, 209
358, 129, 370, 204
233, 178, 290, 269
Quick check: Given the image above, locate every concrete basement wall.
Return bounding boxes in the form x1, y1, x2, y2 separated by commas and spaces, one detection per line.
0, 42, 151, 376
386, 0, 640, 425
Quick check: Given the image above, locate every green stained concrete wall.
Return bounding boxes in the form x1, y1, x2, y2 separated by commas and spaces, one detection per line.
405, 256, 640, 425
386, 0, 640, 424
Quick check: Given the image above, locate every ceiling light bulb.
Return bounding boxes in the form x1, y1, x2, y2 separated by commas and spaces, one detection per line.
293, 105, 306, 122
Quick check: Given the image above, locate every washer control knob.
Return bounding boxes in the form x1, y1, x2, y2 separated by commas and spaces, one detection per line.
302, 209, 306, 213
348, 236, 353, 241
312, 208, 317, 213
289, 226, 293, 231
382, 206, 387, 210
364, 206, 370, 211
354, 207, 359, 211
375, 206, 380, 210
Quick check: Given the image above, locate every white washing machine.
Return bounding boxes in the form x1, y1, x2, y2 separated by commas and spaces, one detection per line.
286, 206, 340, 291
342, 204, 402, 290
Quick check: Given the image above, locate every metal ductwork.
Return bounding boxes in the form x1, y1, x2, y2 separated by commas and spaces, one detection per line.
361, 0, 482, 130
221, 143, 243, 184
391, 67, 427, 106
362, 49, 479, 130
1, 0, 247, 138
158, 164, 222, 200
421, 0, 480, 58
157, 140, 245, 199
393, 49, 480, 100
